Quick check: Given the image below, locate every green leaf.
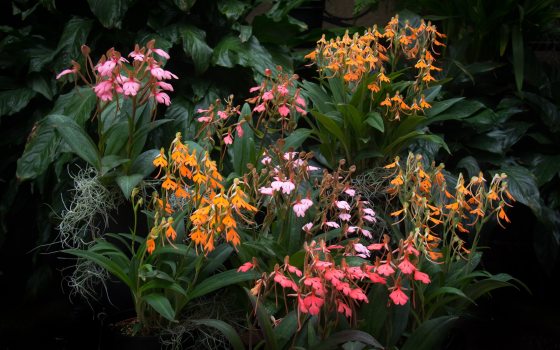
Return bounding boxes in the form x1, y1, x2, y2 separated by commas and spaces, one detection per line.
530, 155, 560, 186
425, 100, 485, 124
0, 88, 36, 117
359, 284, 389, 338
187, 269, 260, 301
51, 87, 96, 126
425, 97, 464, 118
283, 128, 312, 151
231, 104, 256, 174
425, 286, 475, 304
173, 0, 196, 11
55, 17, 93, 67
64, 248, 133, 289
193, 319, 245, 350
401, 316, 458, 350
312, 330, 383, 350
364, 111, 384, 132
246, 289, 279, 350
87, 0, 132, 29
337, 103, 365, 137
142, 294, 176, 322
103, 121, 128, 156
212, 35, 246, 68
469, 122, 531, 154
311, 110, 348, 150
130, 149, 158, 176
101, 155, 129, 175
274, 311, 298, 349
180, 25, 213, 74
16, 119, 58, 181
48, 114, 100, 169
218, 0, 249, 20
28, 74, 55, 100
200, 244, 233, 279
116, 174, 144, 199
131, 119, 172, 159
499, 165, 541, 215
456, 156, 480, 178
512, 25, 524, 91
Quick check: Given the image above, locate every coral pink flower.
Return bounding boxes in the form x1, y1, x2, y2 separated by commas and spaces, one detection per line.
217, 110, 228, 119
349, 288, 368, 302
287, 264, 302, 277
262, 90, 274, 101
123, 78, 141, 96
249, 85, 261, 93
97, 60, 116, 77
236, 123, 244, 137
56, 67, 78, 80
414, 270, 431, 284
149, 64, 166, 80
398, 258, 416, 274
197, 115, 212, 123
157, 81, 174, 91
367, 243, 384, 251
302, 222, 313, 232
337, 300, 352, 317
278, 104, 290, 117
274, 273, 298, 291
237, 262, 254, 272
301, 294, 324, 315
377, 262, 395, 276
277, 85, 289, 96
367, 271, 386, 284
152, 48, 170, 59
94, 80, 114, 101
335, 201, 351, 211
389, 287, 408, 305
295, 95, 306, 107
253, 103, 265, 112
154, 91, 171, 106
223, 133, 233, 145
129, 48, 144, 61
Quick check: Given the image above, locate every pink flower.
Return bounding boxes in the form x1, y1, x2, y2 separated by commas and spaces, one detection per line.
295, 96, 306, 107
360, 228, 372, 239
237, 262, 254, 272
339, 213, 351, 221
236, 123, 244, 137
398, 258, 416, 274
377, 262, 395, 276
293, 198, 313, 217
261, 155, 272, 165
278, 104, 290, 117
94, 80, 114, 101
405, 244, 420, 256
149, 64, 166, 80
259, 187, 274, 195
277, 85, 289, 96
302, 222, 313, 232
325, 221, 340, 229
301, 294, 324, 315
295, 106, 307, 115
56, 68, 77, 80
336, 201, 351, 211
249, 85, 261, 93
344, 188, 356, 196
287, 264, 302, 277
367, 271, 386, 284
337, 300, 352, 318
262, 90, 274, 101
274, 273, 298, 291
197, 115, 212, 123
152, 48, 170, 59
363, 208, 375, 216
283, 152, 298, 160
363, 215, 376, 223
414, 270, 431, 284
223, 133, 233, 145
97, 60, 116, 77
271, 179, 284, 192
253, 103, 265, 113
349, 288, 368, 302
129, 49, 144, 61
157, 81, 174, 91
389, 287, 408, 305
154, 91, 171, 106
123, 78, 141, 96
281, 180, 295, 194
367, 243, 384, 251
354, 243, 370, 258
218, 111, 228, 119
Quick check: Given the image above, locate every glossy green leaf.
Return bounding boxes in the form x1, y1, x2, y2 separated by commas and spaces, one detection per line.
200, 244, 233, 279
193, 319, 245, 350
218, 0, 249, 20
425, 97, 464, 118
103, 121, 128, 156
425, 100, 485, 124
130, 149, 158, 176
312, 110, 347, 149
180, 25, 213, 74
499, 165, 541, 214
48, 114, 100, 169
55, 17, 93, 66
401, 316, 458, 350
16, 119, 57, 181
187, 269, 260, 301
359, 284, 389, 338
364, 111, 384, 132
51, 87, 96, 126
173, 0, 196, 11
274, 311, 298, 349
64, 248, 133, 289
283, 128, 312, 151
511, 25, 524, 91
231, 104, 256, 174
101, 155, 129, 175
87, 0, 132, 29
142, 294, 176, 322
0, 88, 36, 117
246, 289, 279, 350
313, 330, 383, 350
116, 174, 144, 199
28, 74, 55, 100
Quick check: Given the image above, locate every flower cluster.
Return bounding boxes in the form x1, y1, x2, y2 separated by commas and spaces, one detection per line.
195, 95, 244, 147
246, 67, 307, 135
150, 132, 257, 253
57, 40, 177, 107
386, 153, 515, 261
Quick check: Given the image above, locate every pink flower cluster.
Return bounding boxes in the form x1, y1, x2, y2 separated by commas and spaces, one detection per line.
56, 40, 177, 106
195, 97, 245, 147
246, 67, 307, 134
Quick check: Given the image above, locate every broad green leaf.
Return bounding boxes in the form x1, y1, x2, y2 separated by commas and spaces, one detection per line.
212, 36, 245, 68
425, 97, 464, 118
187, 269, 260, 301
359, 284, 389, 338
48, 114, 100, 169
140, 280, 187, 296
28, 74, 55, 100
401, 316, 458, 350
274, 311, 298, 349
312, 330, 383, 350
142, 294, 176, 322
218, 0, 249, 20
364, 111, 384, 132
16, 119, 57, 181
50, 87, 96, 126
231, 104, 256, 174
116, 174, 144, 199
180, 25, 213, 74
0, 88, 36, 117
193, 319, 245, 350
469, 122, 531, 154
173, 0, 196, 11
200, 244, 233, 279
131, 119, 172, 160
246, 289, 279, 350
425, 100, 485, 124
283, 128, 312, 151
498, 165, 541, 215
87, 0, 132, 29
512, 25, 524, 91
425, 286, 475, 304
130, 149, 158, 176
415, 134, 450, 154
337, 103, 365, 137
64, 248, 133, 289
456, 156, 480, 178
55, 17, 93, 68
311, 110, 348, 150
103, 121, 128, 156
530, 155, 560, 186
101, 155, 129, 175
301, 81, 333, 113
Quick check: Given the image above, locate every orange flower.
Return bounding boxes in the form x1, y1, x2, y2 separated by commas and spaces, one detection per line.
304, 50, 317, 60
380, 95, 392, 107
153, 149, 168, 168
146, 238, 156, 254
390, 174, 404, 186
226, 228, 240, 247
166, 225, 177, 240
445, 202, 459, 211
162, 177, 177, 191
367, 82, 380, 92
175, 186, 188, 198
378, 72, 390, 83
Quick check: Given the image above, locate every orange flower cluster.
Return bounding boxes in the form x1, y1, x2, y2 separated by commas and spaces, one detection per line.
148, 132, 257, 253
385, 154, 514, 261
